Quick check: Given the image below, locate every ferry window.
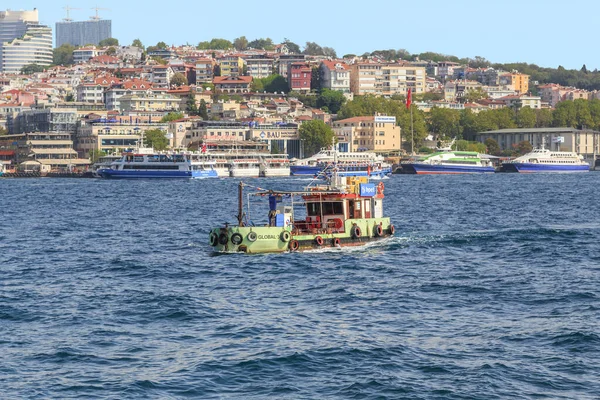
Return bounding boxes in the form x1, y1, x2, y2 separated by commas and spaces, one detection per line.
307, 202, 321, 216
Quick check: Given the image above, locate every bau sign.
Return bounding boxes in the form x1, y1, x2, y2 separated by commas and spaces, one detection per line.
360, 183, 376, 197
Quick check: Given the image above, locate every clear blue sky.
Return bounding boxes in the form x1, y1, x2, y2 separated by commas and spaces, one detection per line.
4, 0, 597, 70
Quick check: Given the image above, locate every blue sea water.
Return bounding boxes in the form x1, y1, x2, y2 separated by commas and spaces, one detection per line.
1, 174, 600, 399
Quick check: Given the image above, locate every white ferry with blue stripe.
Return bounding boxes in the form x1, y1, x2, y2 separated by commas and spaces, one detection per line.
500, 148, 589, 173
97, 150, 218, 179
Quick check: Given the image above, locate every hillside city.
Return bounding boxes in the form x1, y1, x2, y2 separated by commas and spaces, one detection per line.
1, 8, 600, 173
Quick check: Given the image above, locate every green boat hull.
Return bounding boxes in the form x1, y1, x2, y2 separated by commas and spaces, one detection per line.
209, 218, 394, 254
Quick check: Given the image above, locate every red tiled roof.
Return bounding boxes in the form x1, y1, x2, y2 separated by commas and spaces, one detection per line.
213, 76, 252, 84
334, 116, 373, 124
321, 60, 349, 70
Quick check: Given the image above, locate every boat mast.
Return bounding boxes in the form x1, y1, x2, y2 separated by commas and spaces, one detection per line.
237, 181, 244, 226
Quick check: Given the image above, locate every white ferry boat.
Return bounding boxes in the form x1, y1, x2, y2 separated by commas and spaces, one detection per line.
260, 154, 291, 177
229, 157, 262, 177
97, 148, 217, 179
500, 148, 589, 173
290, 146, 388, 176
400, 151, 495, 174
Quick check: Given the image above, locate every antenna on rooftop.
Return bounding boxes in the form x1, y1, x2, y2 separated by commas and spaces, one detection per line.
63, 5, 81, 22
90, 6, 110, 20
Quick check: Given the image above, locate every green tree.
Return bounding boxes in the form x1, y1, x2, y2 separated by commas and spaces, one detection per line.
462, 87, 488, 103
484, 138, 500, 155
421, 92, 444, 101
289, 91, 317, 108
535, 108, 554, 128
311, 65, 321, 91
186, 90, 198, 115
427, 107, 461, 137
89, 149, 106, 163
574, 98, 593, 129
199, 99, 208, 119
208, 38, 233, 50
303, 41, 324, 56
553, 101, 577, 127
283, 39, 301, 54
53, 44, 76, 65
160, 112, 184, 123
299, 120, 336, 156
20, 63, 45, 74
105, 46, 116, 56
516, 106, 537, 128
322, 46, 337, 58
0, 126, 8, 135
132, 38, 144, 49
233, 36, 248, 51
513, 140, 533, 156
151, 56, 167, 65
271, 142, 281, 154
99, 38, 119, 47
257, 75, 288, 93
156, 41, 167, 49
144, 129, 169, 150
317, 89, 346, 114
455, 139, 486, 153
170, 72, 188, 87
65, 93, 75, 102
247, 38, 274, 50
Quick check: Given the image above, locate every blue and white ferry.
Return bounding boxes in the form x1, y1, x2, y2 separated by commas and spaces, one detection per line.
500, 148, 589, 173
97, 148, 218, 179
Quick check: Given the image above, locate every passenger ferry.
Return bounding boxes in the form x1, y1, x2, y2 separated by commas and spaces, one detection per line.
290, 145, 387, 176
500, 148, 589, 173
209, 171, 395, 254
97, 148, 217, 179
400, 151, 495, 174
229, 157, 262, 177
260, 154, 291, 177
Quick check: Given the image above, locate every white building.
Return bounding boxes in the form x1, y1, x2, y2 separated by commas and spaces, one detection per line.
0, 9, 53, 73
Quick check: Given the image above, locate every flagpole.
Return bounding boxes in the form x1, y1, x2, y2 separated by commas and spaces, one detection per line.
410, 104, 414, 155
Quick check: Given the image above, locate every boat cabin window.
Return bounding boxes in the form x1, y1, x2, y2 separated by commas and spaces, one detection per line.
306, 201, 343, 216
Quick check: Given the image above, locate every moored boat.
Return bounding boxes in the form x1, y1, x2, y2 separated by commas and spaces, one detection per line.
97, 150, 217, 179
259, 154, 291, 177
400, 151, 495, 174
500, 148, 589, 173
290, 146, 387, 176
208, 174, 395, 254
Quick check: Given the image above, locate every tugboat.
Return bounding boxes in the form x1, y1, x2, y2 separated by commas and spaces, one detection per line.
208, 172, 395, 254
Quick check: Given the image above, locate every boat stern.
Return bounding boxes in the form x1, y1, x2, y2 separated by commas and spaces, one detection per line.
208, 226, 293, 253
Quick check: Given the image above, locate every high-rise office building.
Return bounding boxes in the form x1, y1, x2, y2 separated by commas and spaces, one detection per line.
0, 9, 53, 73
56, 19, 112, 48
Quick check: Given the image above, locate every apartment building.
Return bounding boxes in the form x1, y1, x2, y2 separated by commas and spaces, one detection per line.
332, 115, 401, 153
499, 72, 530, 93
245, 55, 274, 79
350, 63, 382, 95
195, 58, 215, 84
218, 54, 244, 76
0, 9, 52, 73
350, 63, 425, 96
320, 60, 351, 93
118, 92, 182, 112
213, 75, 252, 93
288, 63, 311, 92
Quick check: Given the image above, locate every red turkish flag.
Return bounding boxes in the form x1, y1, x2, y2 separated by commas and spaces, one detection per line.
406, 88, 412, 109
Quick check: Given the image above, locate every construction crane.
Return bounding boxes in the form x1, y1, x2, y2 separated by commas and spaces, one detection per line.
62, 5, 81, 22
90, 6, 110, 20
